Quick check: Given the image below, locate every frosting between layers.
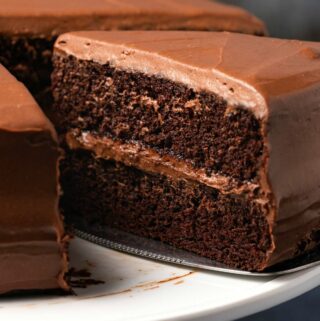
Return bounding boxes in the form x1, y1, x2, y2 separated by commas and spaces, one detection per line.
66, 131, 261, 197
0, 0, 266, 36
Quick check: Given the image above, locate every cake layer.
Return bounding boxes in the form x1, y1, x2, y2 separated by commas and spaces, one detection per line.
0, 0, 266, 109
61, 149, 271, 271
53, 55, 263, 182
0, 65, 68, 294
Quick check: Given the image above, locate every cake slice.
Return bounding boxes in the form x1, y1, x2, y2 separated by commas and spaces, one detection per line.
0, 0, 266, 110
52, 31, 320, 271
0, 65, 68, 294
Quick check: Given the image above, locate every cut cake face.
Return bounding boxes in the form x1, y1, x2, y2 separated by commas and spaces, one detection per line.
52, 31, 320, 271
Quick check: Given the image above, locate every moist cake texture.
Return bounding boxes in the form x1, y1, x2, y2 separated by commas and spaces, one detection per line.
0, 65, 68, 294
0, 0, 266, 110
55, 56, 263, 182
62, 150, 271, 270
52, 31, 320, 271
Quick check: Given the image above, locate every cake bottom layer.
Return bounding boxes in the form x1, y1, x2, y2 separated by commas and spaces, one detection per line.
61, 149, 272, 271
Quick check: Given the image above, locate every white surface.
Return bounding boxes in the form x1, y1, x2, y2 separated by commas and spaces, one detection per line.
1, 237, 320, 321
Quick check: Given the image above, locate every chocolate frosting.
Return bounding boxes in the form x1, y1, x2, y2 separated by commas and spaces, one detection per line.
0, 65, 68, 294
66, 132, 259, 196
55, 31, 320, 267
0, 0, 266, 36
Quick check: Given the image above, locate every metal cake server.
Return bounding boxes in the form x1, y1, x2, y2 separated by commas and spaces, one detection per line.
74, 226, 320, 277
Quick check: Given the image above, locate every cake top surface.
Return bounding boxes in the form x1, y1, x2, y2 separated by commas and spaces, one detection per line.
0, 65, 55, 135
55, 31, 320, 117
0, 0, 266, 36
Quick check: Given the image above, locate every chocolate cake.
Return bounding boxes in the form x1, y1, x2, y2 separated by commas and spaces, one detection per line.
0, 0, 266, 110
52, 31, 320, 271
0, 65, 68, 294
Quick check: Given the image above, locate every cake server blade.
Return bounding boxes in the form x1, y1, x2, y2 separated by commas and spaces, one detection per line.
73, 226, 320, 276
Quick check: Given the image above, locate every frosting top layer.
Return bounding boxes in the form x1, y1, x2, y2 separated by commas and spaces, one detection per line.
55, 31, 320, 119
0, 0, 266, 36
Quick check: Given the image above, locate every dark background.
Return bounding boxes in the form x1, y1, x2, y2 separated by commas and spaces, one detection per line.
222, 0, 320, 41
219, 1, 320, 320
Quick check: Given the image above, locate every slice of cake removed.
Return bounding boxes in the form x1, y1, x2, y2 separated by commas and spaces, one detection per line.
0, 65, 68, 294
0, 0, 266, 109
52, 31, 320, 271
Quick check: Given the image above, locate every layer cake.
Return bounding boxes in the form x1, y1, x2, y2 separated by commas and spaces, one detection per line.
52, 31, 320, 271
0, 65, 68, 294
